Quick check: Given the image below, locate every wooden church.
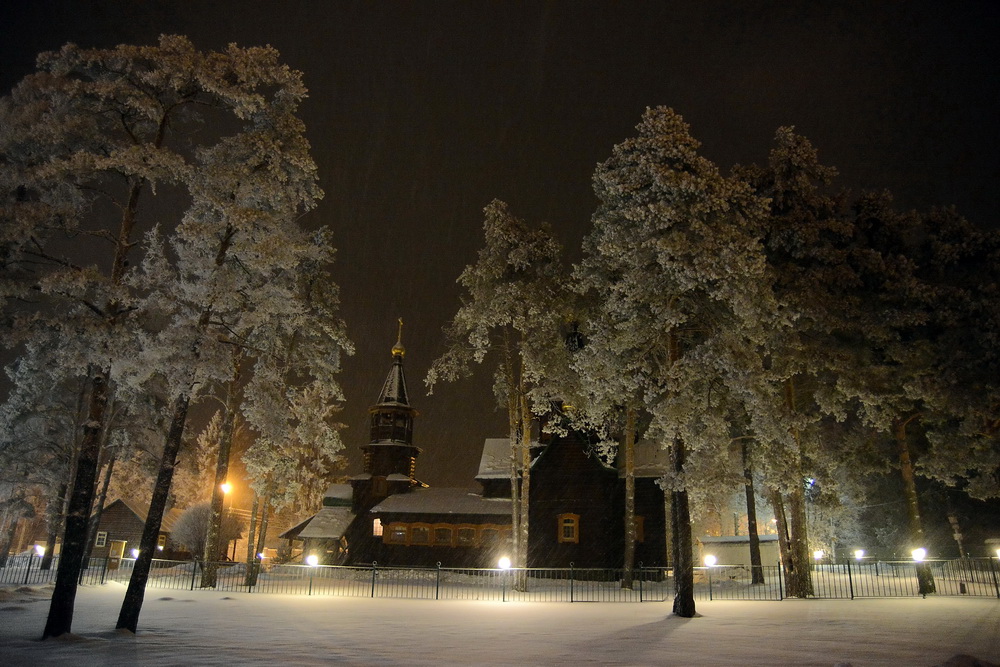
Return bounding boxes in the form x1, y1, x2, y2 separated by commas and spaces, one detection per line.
281, 328, 668, 569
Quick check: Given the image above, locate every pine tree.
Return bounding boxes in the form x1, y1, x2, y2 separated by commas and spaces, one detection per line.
427, 200, 565, 571
574, 108, 780, 617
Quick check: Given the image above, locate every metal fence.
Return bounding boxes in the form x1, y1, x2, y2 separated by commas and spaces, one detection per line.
2, 554, 998, 602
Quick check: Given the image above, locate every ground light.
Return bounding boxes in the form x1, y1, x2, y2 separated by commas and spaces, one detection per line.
996, 548, 1000, 560
498, 556, 511, 570
854, 549, 865, 561
131, 548, 140, 558
813, 550, 825, 561
34, 545, 45, 557
911, 548, 927, 562
703, 554, 717, 567
306, 554, 319, 566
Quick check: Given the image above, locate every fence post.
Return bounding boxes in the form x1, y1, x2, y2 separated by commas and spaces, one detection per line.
190, 559, 199, 591
435, 562, 441, 600
371, 561, 378, 598
707, 567, 713, 601
569, 562, 574, 603
101, 557, 109, 585
990, 557, 1000, 600
23, 554, 34, 585
847, 561, 854, 600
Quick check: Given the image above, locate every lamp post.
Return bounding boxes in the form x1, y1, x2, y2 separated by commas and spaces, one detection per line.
221, 482, 234, 560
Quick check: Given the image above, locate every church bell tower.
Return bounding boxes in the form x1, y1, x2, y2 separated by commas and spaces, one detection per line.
352, 319, 421, 512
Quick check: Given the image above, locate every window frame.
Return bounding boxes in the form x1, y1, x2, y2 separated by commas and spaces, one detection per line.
95, 531, 108, 548
557, 513, 580, 544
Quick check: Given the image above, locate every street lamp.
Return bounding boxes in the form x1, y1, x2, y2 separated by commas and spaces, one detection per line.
854, 549, 865, 561
911, 548, 927, 562
703, 554, 717, 567
813, 550, 825, 561
498, 556, 511, 570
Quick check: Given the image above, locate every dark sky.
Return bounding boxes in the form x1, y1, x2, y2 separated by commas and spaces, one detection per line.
4, 1, 999, 489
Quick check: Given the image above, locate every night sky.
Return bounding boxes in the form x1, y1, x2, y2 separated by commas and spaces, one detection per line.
4, 1, 999, 489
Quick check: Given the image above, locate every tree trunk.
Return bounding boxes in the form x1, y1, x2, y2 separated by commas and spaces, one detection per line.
769, 488, 794, 583
786, 484, 814, 597
622, 408, 637, 589
243, 494, 259, 586
896, 416, 935, 595
517, 387, 531, 573
202, 358, 241, 587
503, 333, 521, 569
742, 442, 764, 584
116, 391, 191, 633
39, 483, 68, 571
42, 370, 109, 639
670, 438, 695, 618
83, 446, 118, 565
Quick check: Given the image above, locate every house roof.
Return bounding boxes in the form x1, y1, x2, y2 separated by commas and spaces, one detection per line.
371, 487, 511, 517
476, 437, 669, 480
100, 498, 183, 535
298, 507, 356, 540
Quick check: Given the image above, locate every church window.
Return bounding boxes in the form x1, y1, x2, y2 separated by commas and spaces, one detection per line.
372, 518, 383, 536
410, 525, 430, 544
558, 513, 580, 544
387, 524, 407, 544
433, 527, 453, 546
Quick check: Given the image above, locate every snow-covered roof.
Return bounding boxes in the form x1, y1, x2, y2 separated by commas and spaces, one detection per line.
477, 437, 669, 479
627, 440, 670, 478
476, 438, 512, 479
698, 534, 779, 544
288, 507, 356, 540
323, 484, 353, 503
371, 488, 511, 516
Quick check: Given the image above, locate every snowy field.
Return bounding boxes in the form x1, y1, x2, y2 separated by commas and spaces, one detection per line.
1, 583, 998, 666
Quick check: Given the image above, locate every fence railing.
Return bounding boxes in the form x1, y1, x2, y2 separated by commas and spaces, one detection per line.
2, 554, 998, 602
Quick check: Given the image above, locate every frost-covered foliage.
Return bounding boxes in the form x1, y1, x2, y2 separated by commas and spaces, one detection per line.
0, 35, 350, 636
427, 199, 566, 568
169, 502, 243, 559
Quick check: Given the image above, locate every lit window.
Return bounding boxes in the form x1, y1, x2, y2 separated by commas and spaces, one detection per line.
157, 535, 166, 549
410, 526, 430, 544
373, 518, 383, 536
456, 527, 476, 546
434, 527, 453, 546
95, 531, 108, 547
558, 513, 580, 544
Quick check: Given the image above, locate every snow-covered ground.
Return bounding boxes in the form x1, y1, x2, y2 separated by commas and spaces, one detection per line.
1, 583, 997, 666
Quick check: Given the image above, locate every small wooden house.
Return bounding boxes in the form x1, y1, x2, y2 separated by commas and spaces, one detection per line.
90, 499, 185, 560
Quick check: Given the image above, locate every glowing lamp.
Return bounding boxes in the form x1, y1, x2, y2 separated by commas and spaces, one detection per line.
703, 554, 717, 567
221, 482, 232, 494
34, 545, 45, 556
131, 548, 139, 558
813, 550, 825, 561
995, 548, 1000, 560
911, 548, 927, 562
498, 556, 511, 570
306, 554, 319, 566
854, 549, 865, 561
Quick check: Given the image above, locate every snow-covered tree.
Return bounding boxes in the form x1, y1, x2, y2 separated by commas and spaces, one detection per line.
574, 108, 782, 617
0, 35, 344, 637
170, 502, 243, 560
427, 200, 566, 571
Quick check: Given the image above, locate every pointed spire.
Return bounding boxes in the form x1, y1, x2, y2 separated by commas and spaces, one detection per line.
392, 317, 405, 357
377, 319, 409, 407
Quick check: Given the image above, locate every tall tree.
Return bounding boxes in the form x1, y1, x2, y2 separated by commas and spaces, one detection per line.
427, 200, 565, 570
574, 108, 781, 617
